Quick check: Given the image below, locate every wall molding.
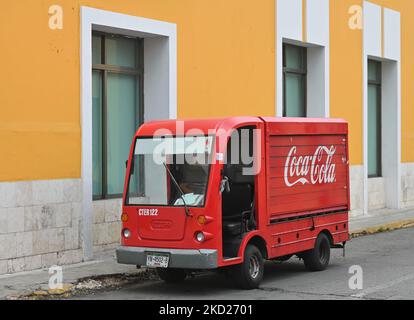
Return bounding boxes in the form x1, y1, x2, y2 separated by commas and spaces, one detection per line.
276, 0, 330, 118
80, 7, 177, 259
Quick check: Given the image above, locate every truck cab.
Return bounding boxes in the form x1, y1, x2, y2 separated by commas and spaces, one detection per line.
117, 117, 350, 289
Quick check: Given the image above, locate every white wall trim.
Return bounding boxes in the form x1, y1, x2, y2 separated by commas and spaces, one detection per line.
307, 0, 330, 118
80, 7, 177, 259
276, 0, 329, 118
276, 0, 302, 117
363, 2, 382, 58
363, 1, 401, 214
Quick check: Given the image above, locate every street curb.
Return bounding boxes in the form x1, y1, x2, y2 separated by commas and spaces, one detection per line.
6, 268, 157, 300
350, 219, 414, 238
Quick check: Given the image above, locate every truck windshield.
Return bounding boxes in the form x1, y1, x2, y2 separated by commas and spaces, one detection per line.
126, 136, 214, 207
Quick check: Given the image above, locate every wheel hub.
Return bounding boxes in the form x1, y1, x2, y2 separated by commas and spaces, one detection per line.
249, 255, 260, 279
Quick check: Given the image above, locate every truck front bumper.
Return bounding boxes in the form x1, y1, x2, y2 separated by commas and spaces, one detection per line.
116, 246, 218, 270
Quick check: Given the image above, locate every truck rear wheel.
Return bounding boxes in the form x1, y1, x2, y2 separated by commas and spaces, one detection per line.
303, 233, 330, 271
157, 268, 187, 283
233, 244, 264, 289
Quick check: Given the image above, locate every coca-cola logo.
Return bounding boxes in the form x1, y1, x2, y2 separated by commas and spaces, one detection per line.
284, 145, 336, 187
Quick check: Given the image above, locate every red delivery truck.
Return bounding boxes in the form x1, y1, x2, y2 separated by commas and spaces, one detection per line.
117, 117, 350, 289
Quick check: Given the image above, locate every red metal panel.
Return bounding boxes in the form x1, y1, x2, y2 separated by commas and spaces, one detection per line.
135, 207, 187, 241
265, 131, 349, 219
261, 117, 348, 136
268, 212, 349, 257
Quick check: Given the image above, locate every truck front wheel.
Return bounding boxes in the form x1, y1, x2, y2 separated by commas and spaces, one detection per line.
303, 233, 331, 271
233, 244, 264, 289
157, 268, 187, 283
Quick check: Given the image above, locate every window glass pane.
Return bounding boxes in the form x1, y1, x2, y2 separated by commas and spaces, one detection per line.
92, 71, 103, 197
92, 35, 102, 65
105, 36, 137, 68
368, 60, 380, 82
284, 45, 303, 70
127, 137, 213, 206
107, 73, 138, 195
285, 73, 305, 117
368, 84, 380, 176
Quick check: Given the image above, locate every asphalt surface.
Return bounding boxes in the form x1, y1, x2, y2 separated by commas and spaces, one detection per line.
72, 227, 414, 300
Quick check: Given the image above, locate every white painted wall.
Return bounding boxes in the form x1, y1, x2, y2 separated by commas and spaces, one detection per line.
276, 0, 302, 117
307, 46, 326, 118
306, 0, 330, 117
382, 60, 401, 209
306, 0, 329, 47
277, 0, 303, 42
384, 9, 401, 61
144, 37, 171, 121
382, 8, 402, 209
364, 2, 382, 57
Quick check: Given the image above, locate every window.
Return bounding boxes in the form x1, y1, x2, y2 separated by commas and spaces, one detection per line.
368, 60, 382, 178
92, 32, 144, 199
126, 136, 213, 207
283, 44, 307, 117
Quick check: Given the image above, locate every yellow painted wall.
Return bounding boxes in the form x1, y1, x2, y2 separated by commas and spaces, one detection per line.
0, 1, 81, 181
0, 0, 413, 182
330, 0, 363, 165
0, 0, 275, 182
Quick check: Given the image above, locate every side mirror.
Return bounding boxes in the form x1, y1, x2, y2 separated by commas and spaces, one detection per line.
130, 159, 135, 175
220, 176, 231, 193
126, 159, 135, 175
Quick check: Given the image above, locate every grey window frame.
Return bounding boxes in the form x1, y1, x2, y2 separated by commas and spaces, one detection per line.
92, 31, 144, 200
368, 59, 382, 178
283, 43, 307, 117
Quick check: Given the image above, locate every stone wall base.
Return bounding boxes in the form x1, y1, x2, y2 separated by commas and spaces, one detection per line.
0, 179, 83, 275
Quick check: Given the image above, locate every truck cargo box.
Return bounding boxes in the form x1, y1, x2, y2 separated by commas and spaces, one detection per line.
262, 118, 349, 221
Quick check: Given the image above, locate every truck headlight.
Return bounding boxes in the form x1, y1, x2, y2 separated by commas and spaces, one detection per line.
195, 232, 205, 243
122, 228, 131, 239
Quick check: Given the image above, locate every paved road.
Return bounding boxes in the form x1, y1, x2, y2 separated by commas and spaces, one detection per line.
73, 227, 414, 300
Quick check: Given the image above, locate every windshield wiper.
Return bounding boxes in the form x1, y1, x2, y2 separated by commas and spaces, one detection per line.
162, 162, 191, 217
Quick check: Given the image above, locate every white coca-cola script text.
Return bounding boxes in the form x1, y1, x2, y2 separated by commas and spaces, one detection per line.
284, 145, 337, 187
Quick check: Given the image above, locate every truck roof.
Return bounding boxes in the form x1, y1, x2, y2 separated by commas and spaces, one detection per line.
136, 116, 348, 137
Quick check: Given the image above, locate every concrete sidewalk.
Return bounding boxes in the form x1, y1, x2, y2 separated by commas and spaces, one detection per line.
0, 250, 141, 299
1, 207, 413, 300
349, 207, 414, 234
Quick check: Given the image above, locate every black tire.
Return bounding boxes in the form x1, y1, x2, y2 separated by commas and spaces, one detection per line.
303, 233, 331, 271
232, 244, 264, 289
157, 268, 187, 283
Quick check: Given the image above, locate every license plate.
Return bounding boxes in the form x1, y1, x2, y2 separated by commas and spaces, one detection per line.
146, 253, 170, 268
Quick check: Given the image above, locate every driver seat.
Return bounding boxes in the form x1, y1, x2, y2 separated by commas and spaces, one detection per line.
222, 183, 253, 236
